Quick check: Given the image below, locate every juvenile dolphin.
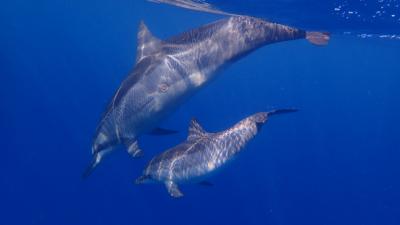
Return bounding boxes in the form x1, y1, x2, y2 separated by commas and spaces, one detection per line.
84, 15, 329, 177
135, 109, 297, 197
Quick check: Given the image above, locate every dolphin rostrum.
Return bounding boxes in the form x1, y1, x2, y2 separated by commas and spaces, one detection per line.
84, 15, 329, 177
135, 109, 298, 197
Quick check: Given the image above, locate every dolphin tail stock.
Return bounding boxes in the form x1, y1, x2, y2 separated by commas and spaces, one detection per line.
267, 108, 299, 117
82, 154, 100, 179
306, 31, 330, 46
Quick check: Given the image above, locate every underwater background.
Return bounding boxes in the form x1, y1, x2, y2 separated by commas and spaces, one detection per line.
1, 0, 400, 224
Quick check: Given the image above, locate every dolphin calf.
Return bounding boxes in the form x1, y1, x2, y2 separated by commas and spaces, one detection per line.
135, 109, 297, 197
84, 15, 329, 177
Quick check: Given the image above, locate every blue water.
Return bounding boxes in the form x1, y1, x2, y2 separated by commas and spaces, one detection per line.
1, 0, 400, 225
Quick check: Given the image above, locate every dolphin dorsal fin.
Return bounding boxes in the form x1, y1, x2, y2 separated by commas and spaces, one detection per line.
187, 118, 207, 141
136, 21, 162, 63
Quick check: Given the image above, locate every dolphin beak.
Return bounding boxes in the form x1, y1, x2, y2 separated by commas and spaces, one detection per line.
135, 175, 150, 184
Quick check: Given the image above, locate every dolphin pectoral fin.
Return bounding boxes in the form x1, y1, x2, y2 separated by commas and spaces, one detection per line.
148, 127, 179, 135
125, 139, 143, 158
165, 181, 183, 198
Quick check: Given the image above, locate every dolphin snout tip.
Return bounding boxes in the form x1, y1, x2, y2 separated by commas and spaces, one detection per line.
134, 175, 150, 185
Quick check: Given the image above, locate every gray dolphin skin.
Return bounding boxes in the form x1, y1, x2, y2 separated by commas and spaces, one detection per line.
84, 15, 329, 177
135, 109, 298, 198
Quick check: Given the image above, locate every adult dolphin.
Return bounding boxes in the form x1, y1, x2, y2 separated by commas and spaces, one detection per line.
84, 15, 329, 177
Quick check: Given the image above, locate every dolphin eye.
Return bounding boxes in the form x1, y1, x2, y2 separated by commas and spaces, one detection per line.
159, 83, 169, 93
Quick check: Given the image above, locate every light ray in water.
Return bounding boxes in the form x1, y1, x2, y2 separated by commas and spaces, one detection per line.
147, 0, 235, 16
149, 0, 400, 38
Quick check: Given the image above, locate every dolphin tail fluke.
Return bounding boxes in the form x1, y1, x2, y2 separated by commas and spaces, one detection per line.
82, 154, 100, 179
267, 108, 298, 117
306, 31, 330, 46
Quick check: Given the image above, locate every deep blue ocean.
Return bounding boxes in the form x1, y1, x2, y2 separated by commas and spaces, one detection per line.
1, 0, 400, 225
